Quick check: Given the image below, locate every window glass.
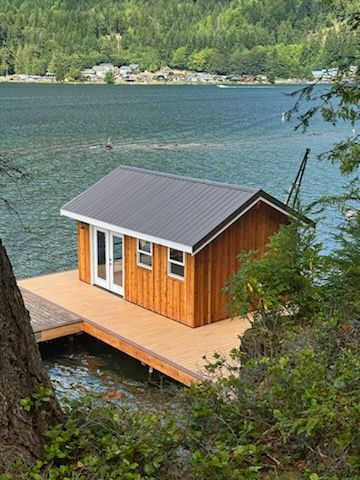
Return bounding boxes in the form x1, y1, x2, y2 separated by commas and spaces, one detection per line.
112, 235, 123, 287
168, 248, 185, 279
170, 263, 184, 277
170, 249, 184, 263
139, 239, 151, 253
97, 230, 106, 280
139, 252, 152, 267
137, 239, 152, 268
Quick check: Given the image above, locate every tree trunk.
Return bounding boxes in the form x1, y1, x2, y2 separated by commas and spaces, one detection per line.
0, 239, 63, 472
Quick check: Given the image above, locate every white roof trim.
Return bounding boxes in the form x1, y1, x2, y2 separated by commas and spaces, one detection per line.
60, 209, 193, 253
61, 195, 300, 257
192, 196, 296, 255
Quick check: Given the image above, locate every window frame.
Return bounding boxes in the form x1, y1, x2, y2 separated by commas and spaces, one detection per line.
137, 239, 153, 270
168, 248, 185, 280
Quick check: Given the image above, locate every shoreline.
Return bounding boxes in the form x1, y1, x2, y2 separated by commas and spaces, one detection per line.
0, 78, 314, 89
0, 76, 315, 87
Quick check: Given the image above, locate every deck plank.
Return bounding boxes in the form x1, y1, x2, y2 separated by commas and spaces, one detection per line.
19, 270, 250, 385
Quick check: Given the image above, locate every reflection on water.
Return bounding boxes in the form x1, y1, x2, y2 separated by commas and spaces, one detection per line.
40, 334, 179, 412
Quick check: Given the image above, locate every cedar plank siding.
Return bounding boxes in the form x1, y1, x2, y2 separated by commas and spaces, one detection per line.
124, 236, 195, 326
193, 201, 288, 327
77, 222, 91, 283
76, 201, 287, 327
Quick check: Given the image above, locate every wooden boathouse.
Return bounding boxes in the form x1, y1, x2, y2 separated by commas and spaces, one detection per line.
21, 166, 304, 385
61, 166, 294, 327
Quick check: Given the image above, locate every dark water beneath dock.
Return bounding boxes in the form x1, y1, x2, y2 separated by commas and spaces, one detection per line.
40, 335, 178, 411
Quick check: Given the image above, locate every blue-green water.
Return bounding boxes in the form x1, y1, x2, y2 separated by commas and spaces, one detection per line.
0, 83, 348, 278
0, 83, 350, 404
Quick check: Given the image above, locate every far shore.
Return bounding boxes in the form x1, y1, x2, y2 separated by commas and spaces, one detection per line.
0, 75, 315, 87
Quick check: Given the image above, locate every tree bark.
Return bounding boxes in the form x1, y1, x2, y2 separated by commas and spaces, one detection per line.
0, 239, 63, 472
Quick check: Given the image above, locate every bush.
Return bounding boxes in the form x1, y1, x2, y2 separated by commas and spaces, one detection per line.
104, 70, 115, 84
3, 217, 359, 480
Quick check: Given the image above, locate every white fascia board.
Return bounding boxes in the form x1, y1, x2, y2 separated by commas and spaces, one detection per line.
60, 209, 193, 254
192, 196, 298, 255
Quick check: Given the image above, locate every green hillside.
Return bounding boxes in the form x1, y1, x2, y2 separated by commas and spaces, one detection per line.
0, 0, 357, 79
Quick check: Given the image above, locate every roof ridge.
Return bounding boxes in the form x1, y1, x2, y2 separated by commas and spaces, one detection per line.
117, 165, 259, 193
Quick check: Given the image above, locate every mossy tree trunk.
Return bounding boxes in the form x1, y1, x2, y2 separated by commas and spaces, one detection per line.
0, 239, 63, 472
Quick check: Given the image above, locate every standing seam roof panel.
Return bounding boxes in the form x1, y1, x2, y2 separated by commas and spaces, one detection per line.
61, 166, 271, 249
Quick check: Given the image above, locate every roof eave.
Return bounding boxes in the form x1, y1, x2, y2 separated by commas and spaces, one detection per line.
191, 192, 314, 255
258, 190, 315, 227
60, 208, 194, 254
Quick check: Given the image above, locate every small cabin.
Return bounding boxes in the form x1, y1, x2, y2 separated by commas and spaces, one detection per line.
61, 166, 297, 328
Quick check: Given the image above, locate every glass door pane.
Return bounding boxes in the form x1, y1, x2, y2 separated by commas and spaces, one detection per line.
96, 230, 107, 281
112, 235, 123, 289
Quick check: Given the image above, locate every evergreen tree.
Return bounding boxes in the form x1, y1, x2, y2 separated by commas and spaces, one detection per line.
0, 0, 355, 79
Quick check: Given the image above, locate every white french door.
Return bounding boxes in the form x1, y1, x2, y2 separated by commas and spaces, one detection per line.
93, 227, 124, 296
109, 232, 124, 295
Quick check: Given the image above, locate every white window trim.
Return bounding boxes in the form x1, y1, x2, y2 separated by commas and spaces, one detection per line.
137, 239, 153, 270
168, 248, 185, 280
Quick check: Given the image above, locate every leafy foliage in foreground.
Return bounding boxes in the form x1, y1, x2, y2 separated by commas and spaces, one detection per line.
2, 218, 359, 480
186, 218, 360, 479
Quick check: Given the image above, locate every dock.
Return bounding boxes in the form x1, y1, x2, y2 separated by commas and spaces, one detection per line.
20, 270, 250, 386
23, 289, 83, 342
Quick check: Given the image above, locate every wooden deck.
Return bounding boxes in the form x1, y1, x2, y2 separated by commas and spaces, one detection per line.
22, 289, 83, 342
19, 270, 250, 386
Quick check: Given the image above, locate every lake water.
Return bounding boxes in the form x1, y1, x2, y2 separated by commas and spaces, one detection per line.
0, 83, 349, 279
0, 83, 350, 405
40, 335, 178, 411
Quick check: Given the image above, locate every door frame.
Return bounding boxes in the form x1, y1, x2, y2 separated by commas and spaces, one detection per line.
109, 231, 124, 296
91, 226, 125, 296
93, 226, 109, 290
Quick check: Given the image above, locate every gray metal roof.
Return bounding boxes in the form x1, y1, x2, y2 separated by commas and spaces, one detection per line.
61, 166, 294, 253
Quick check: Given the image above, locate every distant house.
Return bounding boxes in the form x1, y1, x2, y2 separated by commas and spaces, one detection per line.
124, 74, 135, 82
45, 72, 56, 80
93, 63, 114, 79
129, 64, 140, 73
255, 74, 268, 82
228, 75, 242, 82
119, 66, 132, 77
172, 72, 186, 82
138, 72, 151, 83
349, 65, 358, 79
312, 68, 339, 80
61, 166, 309, 328
81, 69, 96, 81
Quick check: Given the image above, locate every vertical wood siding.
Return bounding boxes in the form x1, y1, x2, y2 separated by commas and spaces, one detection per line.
77, 222, 91, 283
76, 201, 287, 327
124, 236, 195, 326
193, 201, 288, 326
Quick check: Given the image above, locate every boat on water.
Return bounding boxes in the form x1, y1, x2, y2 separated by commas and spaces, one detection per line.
216, 84, 245, 89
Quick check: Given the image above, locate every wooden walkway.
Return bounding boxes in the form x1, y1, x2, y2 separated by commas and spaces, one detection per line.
22, 289, 83, 342
20, 270, 250, 385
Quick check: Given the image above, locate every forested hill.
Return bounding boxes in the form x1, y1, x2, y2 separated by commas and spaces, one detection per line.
0, 0, 357, 79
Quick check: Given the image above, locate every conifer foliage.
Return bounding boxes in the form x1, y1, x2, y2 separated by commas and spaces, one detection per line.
0, 0, 358, 78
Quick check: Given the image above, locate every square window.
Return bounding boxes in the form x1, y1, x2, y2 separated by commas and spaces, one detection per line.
170, 262, 184, 277
168, 248, 185, 279
137, 239, 152, 269
170, 248, 184, 263
139, 239, 151, 254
